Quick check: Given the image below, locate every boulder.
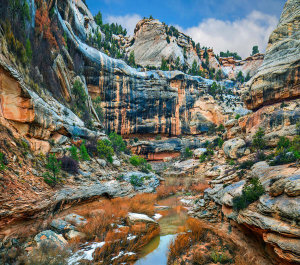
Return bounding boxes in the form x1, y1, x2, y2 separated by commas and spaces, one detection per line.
50, 218, 75, 233
223, 138, 246, 159
127, 213, 157, 225
64, 214, 87, 227
34, 230, 67, 249
65, 230, 85, 240
193, 148, 207, 158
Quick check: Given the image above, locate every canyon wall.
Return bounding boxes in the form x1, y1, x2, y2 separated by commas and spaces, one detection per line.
243, 0, 300, 110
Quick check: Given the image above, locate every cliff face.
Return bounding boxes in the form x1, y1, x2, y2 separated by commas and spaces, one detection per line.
244, 0, 300, 110
220, 53, 264, 80
56, 2, 231, 136
120, 19, 201, 69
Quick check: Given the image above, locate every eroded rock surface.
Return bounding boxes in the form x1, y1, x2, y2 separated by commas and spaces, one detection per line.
244, 0, 300, 110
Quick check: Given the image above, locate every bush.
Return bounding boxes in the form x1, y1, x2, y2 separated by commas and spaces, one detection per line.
239, 160, 255, 170
97, 139, 114, 163
277, 137, 290, 150
130, 175, 144, 187
109, 132, 127, 153
233, 177, 264, 211
59, 156, 79, 175
183, 147, 193, 158
270, 136, 300, 165
235, 114, 241, 120
129, 155, 152, 173
69, 145, 79, 161
252, 128, 266, 151
0, 152, 6, 171
199, 149, 214, 163
86, 141, 98, 157
43, 154, 61, 186
217, 124, 225, 132
155, 134, 162, 140
213, 137, 224, 148
80, 143, 90, 161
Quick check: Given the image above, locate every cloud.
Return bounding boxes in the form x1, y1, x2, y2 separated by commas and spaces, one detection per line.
105, 14, 142, 35
177, 11, 278, 58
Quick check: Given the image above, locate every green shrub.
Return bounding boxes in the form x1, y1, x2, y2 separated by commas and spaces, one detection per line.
217, 124, 225, 132
233, 177, 264, 211
129, 155, 152, 173
43, 154, 61, 186
277, 137, 290, 150
252, 127, 266, 151
134, 137, 139, 143
130, 175, 144, 187
213, 137, 224, 148
239, 160, 255, 170
0, 152, 6, 171
97, 139, 114, 163
270, 135, 300, 165
155, 134, 162, 140
80, 143, 90, 161
69, 145, 79, 161
109, 132, 127, 153
235, 114, 241, 120
183, 147, 193, 158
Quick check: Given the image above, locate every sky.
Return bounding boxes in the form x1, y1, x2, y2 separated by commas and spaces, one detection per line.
85, 0, 286, 58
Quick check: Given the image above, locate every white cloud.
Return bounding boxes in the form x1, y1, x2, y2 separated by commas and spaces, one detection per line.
105, 14, 142, 36
177, 11, 278, 58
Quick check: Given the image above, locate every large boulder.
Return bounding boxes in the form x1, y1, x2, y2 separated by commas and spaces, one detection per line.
34, 230, 67, 249
223, 138, 246, 159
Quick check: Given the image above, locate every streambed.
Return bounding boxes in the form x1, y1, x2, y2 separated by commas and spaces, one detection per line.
135, 196, 188, 265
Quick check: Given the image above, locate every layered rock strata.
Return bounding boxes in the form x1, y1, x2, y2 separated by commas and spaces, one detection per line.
244, 0, 300, 110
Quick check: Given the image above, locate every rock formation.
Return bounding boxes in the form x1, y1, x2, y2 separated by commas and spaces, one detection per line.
244, 0, 300, 110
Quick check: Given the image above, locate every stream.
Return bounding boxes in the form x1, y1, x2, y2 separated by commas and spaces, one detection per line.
135, 197, 188, 265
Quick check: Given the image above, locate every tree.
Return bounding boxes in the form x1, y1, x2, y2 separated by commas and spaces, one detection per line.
80, 143, 90, 161
252, 45, 259, 55
161, 58, 169, 71
215, 69, 222, 81
166, 36, 170, 44
236, 71, 245, 83
94, 11, 103, 26
70, 145, 79, 161
43, 154, 61, 186
128, 51, 136, 67
245, 72, 251, 82
25, 38, 32, 62
175, 56, 180, 69
109, 132, 127, 153
252, 127, 266, 151
190, 60, 198, 76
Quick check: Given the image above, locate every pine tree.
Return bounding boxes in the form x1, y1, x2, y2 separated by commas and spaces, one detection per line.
161, 58, 168, 71
80, 143, 90, 161
252, 46, 259, 55
128, 51, 136, 67
70, 145, 79, 161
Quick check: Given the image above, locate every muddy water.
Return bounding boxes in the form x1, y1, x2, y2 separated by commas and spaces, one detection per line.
135, 197, 188, 265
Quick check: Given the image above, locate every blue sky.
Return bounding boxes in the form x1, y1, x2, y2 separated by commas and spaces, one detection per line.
85, 0, 286, 58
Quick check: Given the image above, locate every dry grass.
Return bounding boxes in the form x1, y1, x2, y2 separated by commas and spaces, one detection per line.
156, 185, 180, 199
190, 181, 210, 193
168, 234, 191, 264
77, 193, 159, 264
168, 218, 207, 264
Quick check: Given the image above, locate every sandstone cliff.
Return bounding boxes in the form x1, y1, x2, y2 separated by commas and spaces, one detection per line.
244, 0, 300, 110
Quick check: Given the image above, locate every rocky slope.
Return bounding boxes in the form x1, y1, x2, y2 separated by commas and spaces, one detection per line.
244, 0, 300, 110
